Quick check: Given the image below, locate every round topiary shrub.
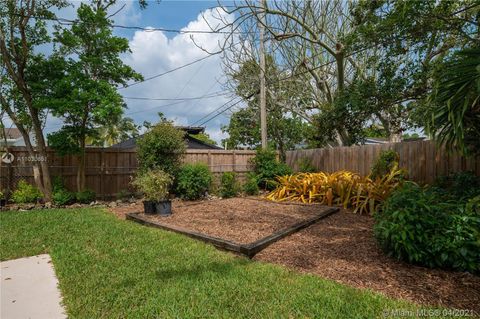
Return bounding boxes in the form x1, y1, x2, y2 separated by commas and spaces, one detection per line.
374, 182, 480, 274
136, 122, 186, 177
176, 163, 213, 200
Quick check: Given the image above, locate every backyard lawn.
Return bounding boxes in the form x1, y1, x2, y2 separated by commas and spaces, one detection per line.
0, 207, 417, 318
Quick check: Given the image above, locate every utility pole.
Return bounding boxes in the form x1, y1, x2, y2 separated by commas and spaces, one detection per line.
259, 0, 267, 149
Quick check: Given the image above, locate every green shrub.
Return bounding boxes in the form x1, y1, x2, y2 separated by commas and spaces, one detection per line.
374, 182, 480, 273
136, 122, 186, 177
433, 171, 480, 200
243, 173, 259, 195
53, 189, 75, 206
370, 150, 400, 180
76, 189, 96, 204
52, 176, 66, 193
11, 180, 43, 204
51, 177, 75, 205
220, 172, 238, 198
297, 157, 316, 173
176, 163, 213, 200
0, 190, 4, 200
131, 169, 173, 201
250, 149, 292, 190
115, 189, 131, 201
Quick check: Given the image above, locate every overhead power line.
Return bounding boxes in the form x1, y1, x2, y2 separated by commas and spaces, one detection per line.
119, 54, 217, 89
198, 98, 246, 127
122, 91, 227, 101
26, 14, 250, 34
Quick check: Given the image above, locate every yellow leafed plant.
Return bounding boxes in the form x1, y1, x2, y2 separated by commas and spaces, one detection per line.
266, 165, 404, 215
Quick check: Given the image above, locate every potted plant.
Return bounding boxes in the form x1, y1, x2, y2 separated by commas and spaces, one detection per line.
132, 169, 173, 215
0, 190, 6, 207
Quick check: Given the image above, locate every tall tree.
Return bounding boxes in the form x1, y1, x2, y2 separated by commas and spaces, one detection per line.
348, 0, 479, 140
0, 0, 68, 200
218, 0, 367, 146
222, 57, 309, 159
48, 1, 142, 191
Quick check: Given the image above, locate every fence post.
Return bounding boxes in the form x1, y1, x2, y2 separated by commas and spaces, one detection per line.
207, 150, 212, 170
232, 150, 236, 173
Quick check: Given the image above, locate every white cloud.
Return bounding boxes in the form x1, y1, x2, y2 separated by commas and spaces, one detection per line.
120, 8, 240, 143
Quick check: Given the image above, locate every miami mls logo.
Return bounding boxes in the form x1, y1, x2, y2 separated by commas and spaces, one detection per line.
1, 152, 15, 164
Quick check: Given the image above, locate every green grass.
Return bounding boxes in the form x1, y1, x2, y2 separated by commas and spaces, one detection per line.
1, 208, 416, 318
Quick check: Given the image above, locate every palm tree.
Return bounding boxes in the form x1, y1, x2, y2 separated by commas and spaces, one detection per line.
428, 46, 480, 156
87, 117, 140, 147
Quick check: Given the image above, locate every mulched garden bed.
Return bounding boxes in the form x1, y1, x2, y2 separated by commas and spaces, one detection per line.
130, 198, 333, 244
254, 209, 480, 314
110, 199, 480, 313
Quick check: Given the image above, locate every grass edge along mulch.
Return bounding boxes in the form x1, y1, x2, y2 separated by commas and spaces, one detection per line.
0, 207, 427, 319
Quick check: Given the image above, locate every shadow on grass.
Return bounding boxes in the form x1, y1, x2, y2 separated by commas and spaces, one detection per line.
154, 259, 250, 282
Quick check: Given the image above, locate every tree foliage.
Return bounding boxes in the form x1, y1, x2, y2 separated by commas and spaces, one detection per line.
222, 57, 309, 158
136, 122, 186, 176
48, 1, 142, 191
0, 0, 69, 200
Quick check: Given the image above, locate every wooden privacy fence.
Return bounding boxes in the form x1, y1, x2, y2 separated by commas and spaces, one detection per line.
0, 147, 256, 199
286, 140, 480, 184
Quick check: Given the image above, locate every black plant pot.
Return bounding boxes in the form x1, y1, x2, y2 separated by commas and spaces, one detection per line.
143, 201, 156, 214
143, 200, 172, 216
0, 199, 6, 207
155, 200, 172, 216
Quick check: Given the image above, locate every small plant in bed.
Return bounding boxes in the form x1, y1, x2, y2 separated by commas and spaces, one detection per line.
132, 169, 173, 215
11, 180, 43, 204
250, 148, 292, 190
243, 172, 260, 195
76, 189, 96, 204
52, 177, 75, 206
220, 172, 239, 198
176, 163, 212, 200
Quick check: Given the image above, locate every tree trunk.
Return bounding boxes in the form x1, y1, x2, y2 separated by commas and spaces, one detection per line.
29, 106, 52, 201
1, 102, 51, 200
389, 132, 402, 143
77, 138, 86, 192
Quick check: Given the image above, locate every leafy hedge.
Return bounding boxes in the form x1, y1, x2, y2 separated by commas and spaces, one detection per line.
250, 149, 292, 190
374, 178, 480, 274
176, 163, 212, 200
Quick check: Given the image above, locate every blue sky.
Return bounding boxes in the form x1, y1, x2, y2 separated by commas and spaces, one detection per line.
40, 0, 240, 144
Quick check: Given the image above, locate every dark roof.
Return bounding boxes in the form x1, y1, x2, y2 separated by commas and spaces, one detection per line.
175, 126, 205, 134
110, 126, 220, 150
110, 134, 221, 150
110, 137, 137, 149
186, 135, 222, 150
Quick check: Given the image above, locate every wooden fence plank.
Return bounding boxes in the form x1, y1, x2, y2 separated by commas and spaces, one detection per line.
286, 140, 480, 184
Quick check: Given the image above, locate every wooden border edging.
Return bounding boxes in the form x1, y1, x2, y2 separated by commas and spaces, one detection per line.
244, 207, 339, 257
126, 206, 339, 258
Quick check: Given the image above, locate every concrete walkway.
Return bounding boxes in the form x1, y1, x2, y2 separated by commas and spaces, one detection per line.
1, 254, 67, 319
